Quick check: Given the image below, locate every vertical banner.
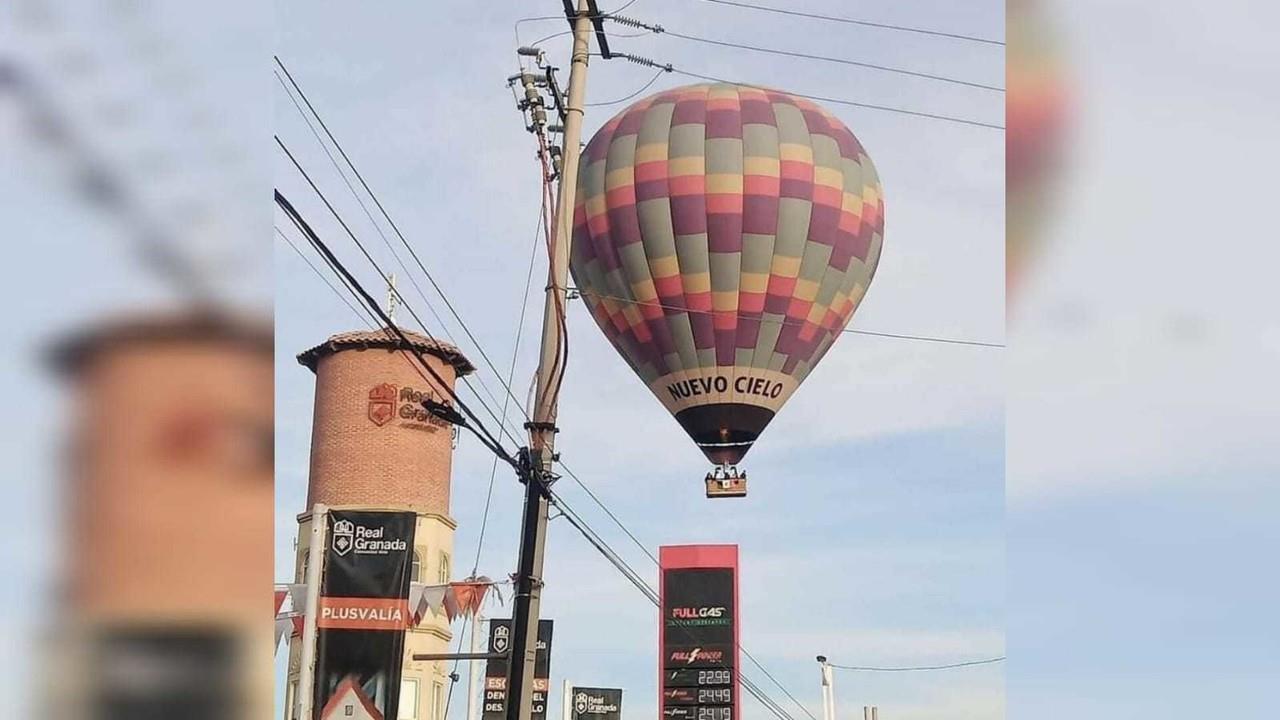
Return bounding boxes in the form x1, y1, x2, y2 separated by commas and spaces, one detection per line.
660, 545, 739, 720
569, 687, 623, 720
483, 619, 554, 720
313, 510, 416, 720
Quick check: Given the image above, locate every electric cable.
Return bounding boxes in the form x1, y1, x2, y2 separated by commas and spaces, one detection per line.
540, 135, 572, 413
273, 68, 523, 437
667, 67, 1004, 130
832, 657, 1006, 672
585, 69, 666, 107
610, 0, 643, 14
693, 0, 1004, 47
275, 138, 524, 450
471, 199, 545, 577
275, 56, 536, 431
661, 30, 1004, 92
571, 288, 1005, 348
275, 185, 516, 465
601, 53, 1001, 129
276, 225, 378, 328
532, 26, 655, 48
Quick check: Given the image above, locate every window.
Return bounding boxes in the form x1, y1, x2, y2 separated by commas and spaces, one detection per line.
399, 679, 420, 719
299, 550, 309, 583
288, 680, 299, 720
438, 552, 450, 585
432, 681, 445, 720
411, 552, 423, 583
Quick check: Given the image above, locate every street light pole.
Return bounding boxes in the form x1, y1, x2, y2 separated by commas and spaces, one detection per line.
296, 504, 329, 720
818, 656, 835, 720
505, 2, 594, 720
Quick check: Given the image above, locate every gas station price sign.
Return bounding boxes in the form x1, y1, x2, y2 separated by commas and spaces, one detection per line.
660, 546, 739, 720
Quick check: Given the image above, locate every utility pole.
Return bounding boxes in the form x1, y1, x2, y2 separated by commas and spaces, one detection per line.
505, 2, 596, 720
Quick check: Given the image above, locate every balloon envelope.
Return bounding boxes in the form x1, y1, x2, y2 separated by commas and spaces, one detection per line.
570, 83, 884, 464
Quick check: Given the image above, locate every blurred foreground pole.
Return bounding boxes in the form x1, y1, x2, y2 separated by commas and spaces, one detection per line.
507, 1, 593, 720
49, 312, 274, 719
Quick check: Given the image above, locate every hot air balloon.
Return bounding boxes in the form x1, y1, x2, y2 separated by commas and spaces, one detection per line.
1007, 0, 1069, 305
569, 83, 884, 496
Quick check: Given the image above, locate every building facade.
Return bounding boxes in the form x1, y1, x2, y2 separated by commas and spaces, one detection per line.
284, 327, 475, 720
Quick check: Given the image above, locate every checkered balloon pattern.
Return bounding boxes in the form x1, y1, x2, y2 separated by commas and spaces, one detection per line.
569, 83, 884, 463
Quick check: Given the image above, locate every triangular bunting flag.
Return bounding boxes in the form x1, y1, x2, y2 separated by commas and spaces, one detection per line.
275, 617, 290, 651
409, 583, 428, 626
275, 589, 288, 616
422, 585, 447, 618
291, 615, 305, 637
442, 586, 460, 622
288, 584, 307, 610
450, 581, 489, 618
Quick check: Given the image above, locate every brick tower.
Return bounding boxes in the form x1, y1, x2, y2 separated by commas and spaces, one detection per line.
284, 326, 475, 720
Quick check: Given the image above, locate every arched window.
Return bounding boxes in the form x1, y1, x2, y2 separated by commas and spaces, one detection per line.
411, 551, 423, 583
299, 550, 309, 583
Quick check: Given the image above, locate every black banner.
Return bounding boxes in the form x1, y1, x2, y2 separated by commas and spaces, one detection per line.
569, 687, 623, 720
313, 510, 416, 720
662, 568, 736, 720
483, 619, 554, 720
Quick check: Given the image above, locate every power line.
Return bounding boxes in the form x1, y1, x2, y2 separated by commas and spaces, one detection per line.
275, 225, 378, 328
531, 26, 654, 48
556, 462, 658, 564
661, 30, 1004, 92
667, 67, 1003, 130
277, 187, 517, 467
585, 68, 666, 107
514, 15, 569, 47
472, 200, 545, 576
693, 0, 1004, 47
571, 288, 1005, 348
274, 157, 516, 458
831, 657, 1006, 672
274, 56, 536, 434
273, 66, 525, 441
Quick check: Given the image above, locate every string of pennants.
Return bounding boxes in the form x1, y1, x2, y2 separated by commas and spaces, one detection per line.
273, 576, 507, 651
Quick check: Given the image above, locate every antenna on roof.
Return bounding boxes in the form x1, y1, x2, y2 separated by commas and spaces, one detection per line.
386, 272, 398, 325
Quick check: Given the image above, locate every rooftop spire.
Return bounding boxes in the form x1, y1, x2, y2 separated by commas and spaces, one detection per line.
386, 272, 398, 325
